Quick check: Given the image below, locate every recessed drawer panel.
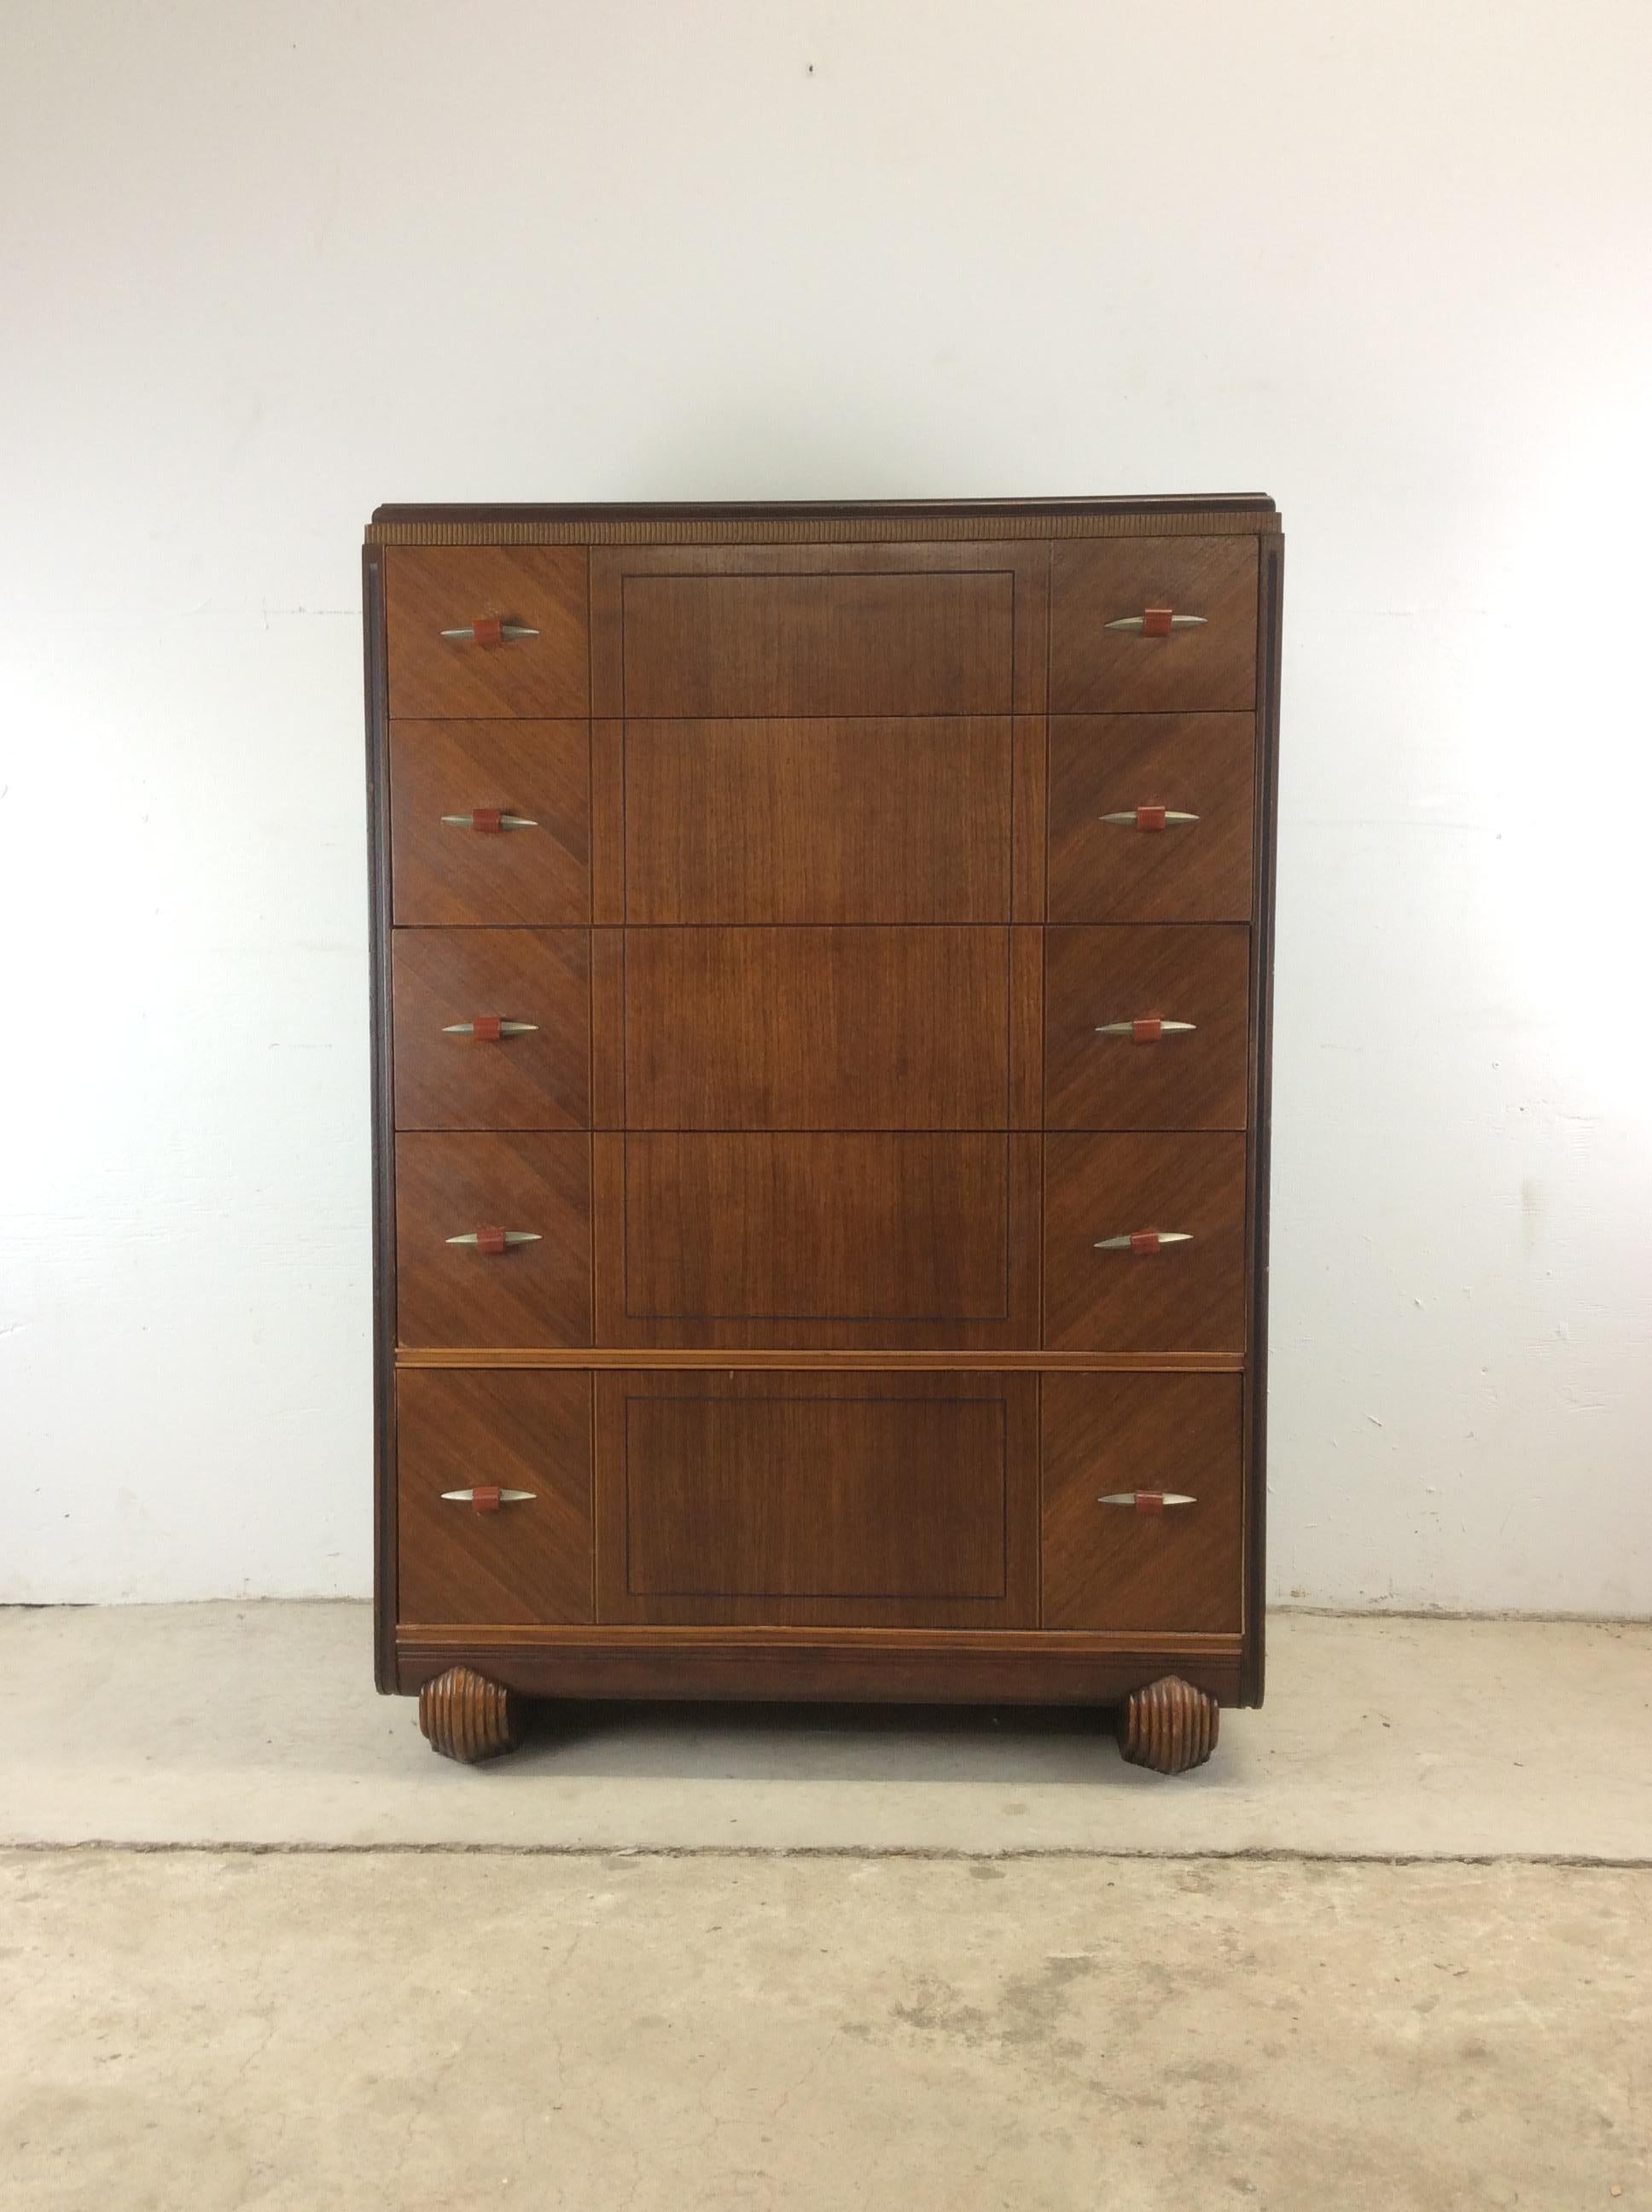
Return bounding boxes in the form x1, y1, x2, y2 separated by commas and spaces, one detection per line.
600, 1132, 1041, 1348
397, 1369, 593, 1626
1048, 715, 1254, 923
621, 719, 1014, 923
596, 1369, 1038, 1627
393, 928, 590, 1131
385, 547, 590, 718
1045, 925, 1250, 1131
623, 571, 1012, 715
1042, 1372, 1243, 1633
396, 1132, 591, 1349
623, 927, 1012, 1130
389, 720, 589, 926
1044, 1132, 1248, 1353
1050, 538, 1257, 713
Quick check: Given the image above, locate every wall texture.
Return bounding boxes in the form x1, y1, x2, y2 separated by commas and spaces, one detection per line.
3, 1, 1649, 1610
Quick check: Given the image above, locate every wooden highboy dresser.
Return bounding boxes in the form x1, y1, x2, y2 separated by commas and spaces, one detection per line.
364, 497, 1283, 1774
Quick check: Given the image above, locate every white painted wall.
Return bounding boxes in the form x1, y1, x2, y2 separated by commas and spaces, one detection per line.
3, 1, 1649, 1612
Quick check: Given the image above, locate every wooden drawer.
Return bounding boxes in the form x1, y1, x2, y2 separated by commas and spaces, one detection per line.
1044, 925, 1250, 1131
591, 543, 1046, 718
1044, 1132, 1248, 1352
619, 717, 1025, 923
621, 926, 1033, 1130
595, 1369, 1038, 1626
397, 1369, 593, 1626
389, 720, 589, 926
396, 1132, 591, 1349
1042, 1372, 1243, 1633
1048, 715, 1254, 923
393, 928, 590, 1132
1050, 538, 1256, 713
385, 547, 589, 718
597, 1132, 1041, 1349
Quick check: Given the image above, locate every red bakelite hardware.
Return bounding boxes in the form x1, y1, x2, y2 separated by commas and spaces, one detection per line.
1142, 606, 1174, 637
1135, 804, 1167, 832
1129, 1231, 1163, 1256
470, 1016, 503, 1043
471, 1486, 503, 1514
468, 616, 503, 646
1135, 1491, 1167, 1516
470, 807, 504, 834
1132, 1017, 1164, 1044
474, 1226, 508, 1256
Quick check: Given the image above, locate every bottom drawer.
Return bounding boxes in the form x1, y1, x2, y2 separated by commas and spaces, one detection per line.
596, 1370, 1038, 1627
1041, 1372, 1244, 1633
397, 1369, 594, 1626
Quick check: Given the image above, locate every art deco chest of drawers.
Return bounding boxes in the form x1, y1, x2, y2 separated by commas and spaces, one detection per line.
364, 497, 1283, 1773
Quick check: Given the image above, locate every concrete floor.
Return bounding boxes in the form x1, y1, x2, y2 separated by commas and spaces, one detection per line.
3, 1605, 1650, 2209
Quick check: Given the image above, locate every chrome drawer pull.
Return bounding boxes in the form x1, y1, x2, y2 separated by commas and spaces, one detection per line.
1104, 609, 1207, 634
1094, 1231, 1192, 1254
445, 1229, 542, 1250
1100, 807, 1200, 830
440, 811, 538, 832
1095, 1018, 1196, 1042
441, 1019, 538, 1039
439, 620, 540, 643
441, 1486, 536, 1513
1097, 1491, 1196, 1513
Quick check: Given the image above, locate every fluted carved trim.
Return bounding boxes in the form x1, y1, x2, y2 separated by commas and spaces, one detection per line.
417, 1665, 523, 1763
1118, 1674, 1220, 1775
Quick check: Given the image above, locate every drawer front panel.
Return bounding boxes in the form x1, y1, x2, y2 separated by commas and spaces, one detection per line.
1044, 925, 1250, 1131
623, 926, 1014, 1130
600, 1132, 1040, 1348
1050, 538, 1257, 713
393, 928, 590, 1131
397, 1369, 593, 1626
596, 1369, 1038, 1626
385, 547, 590, 718
1044, 1132, 1248, 1352
396, 1132, 591, 1349
620, 719, 1014, 923
1042, 1372, 1242, 1633
1048, 715, 1254, 923
389, 720, 589, 927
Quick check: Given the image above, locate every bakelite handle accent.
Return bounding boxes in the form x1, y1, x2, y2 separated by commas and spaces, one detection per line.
1097, 1491, 1197, 1513
1099, 807, 1201, 831
439, 619, 541, 645
1103, 608, 1208, 635
1094, 1018, 1198, 1043
1093, 1231, 1194, 1254
471, 807, 503, 834
474, 1226, 508, 1256
471, 1016, 503, 1043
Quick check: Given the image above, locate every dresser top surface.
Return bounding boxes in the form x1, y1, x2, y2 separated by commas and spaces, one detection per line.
366, 495, 1282, 546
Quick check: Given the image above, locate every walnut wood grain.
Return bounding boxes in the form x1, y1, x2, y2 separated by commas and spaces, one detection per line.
1044, 1132, 1248, 1353
1116, 1675, 1220, 1773
392, 928, 590, 1131
595, 1369, 1037, 1627
397, 1348, 1245, 1371
417, 1664, 523, 1761
598, 1132, 1040, 1349
397, 1368, 593, 1627
1044, 925, 1250, 1131
590, 542, 1047, 717
398, 1633, 1242, 1708
1051, 538, 1257, 713
1048, 714, 1255, 924
620, 718, 1014, 924
385, 546, 589, 718
396, 1132, 591, 1350
621, 927, 1014, 1130
389, 720, 590, 926
1042, 1372, 1244, 1633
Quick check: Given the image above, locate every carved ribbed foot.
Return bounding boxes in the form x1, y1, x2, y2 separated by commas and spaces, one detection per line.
417, 1666, 523, 1763
1117, 1675, 1220, 1775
